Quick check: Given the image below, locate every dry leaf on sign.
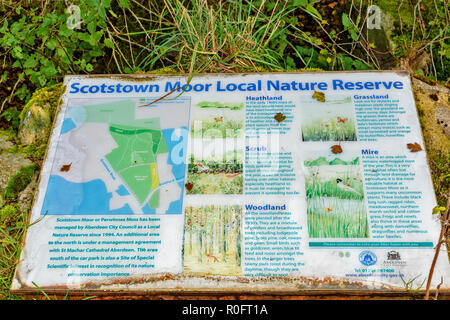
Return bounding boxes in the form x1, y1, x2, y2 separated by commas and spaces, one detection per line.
407, 142, 422, 152
60, 163, 72, 172
274, 113, 286, 123
312, 91, 325, 102
331, 145, 343, 154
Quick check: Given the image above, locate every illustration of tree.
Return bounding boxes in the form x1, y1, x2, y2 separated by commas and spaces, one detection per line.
183, 205, 242, 275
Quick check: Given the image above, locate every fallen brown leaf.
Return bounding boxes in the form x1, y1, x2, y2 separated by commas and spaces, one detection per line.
407, 142, 423, 152
331, 145, 343, 154
274, 113, 286, 123
60, 163, 72, 172
312, 91, 326, 102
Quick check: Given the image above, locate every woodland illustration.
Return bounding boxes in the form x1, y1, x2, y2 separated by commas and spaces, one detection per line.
183, 205, 242, 276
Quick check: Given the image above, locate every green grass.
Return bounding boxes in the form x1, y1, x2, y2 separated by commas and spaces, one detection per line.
306, 197, 369, 238
302, 118, 357, 141
0, 204, 27, 300
187, 173, 243, 195
191, 118, 243, 139
134, 0, 296, 75
306, 178, 364, 201
196, 102, 243, 110
305, 165, 368, 238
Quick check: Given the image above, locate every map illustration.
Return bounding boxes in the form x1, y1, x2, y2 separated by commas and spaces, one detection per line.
41, 98, 190, 215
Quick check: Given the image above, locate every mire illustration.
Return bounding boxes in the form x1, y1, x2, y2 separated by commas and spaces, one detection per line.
304, 155, 369, 238
183, 205, 242, 276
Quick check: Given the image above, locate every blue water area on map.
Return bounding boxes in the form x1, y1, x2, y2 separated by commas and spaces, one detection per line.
142, 203, 156, 215
116, 184, 130, 196
141, 180, 184, 215
68, 106, 86, 123
162, 127, 188, 181
41, 126, 187, 215
61, 118, 77, 134
166, 180, 184, 214
41, 175, 132, 215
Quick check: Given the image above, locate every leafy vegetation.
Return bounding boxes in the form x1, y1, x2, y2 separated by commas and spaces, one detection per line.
0, 0, 448, 122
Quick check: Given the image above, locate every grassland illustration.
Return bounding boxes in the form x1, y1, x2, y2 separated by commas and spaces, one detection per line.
183, 205, 242, 276
304, 155, 368, 238
191, 101, 244, 139
300, 95, 357, 141
186, 149, 243, 194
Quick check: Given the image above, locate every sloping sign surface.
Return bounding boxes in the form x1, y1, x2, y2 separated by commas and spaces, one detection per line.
12, 72, 449, 294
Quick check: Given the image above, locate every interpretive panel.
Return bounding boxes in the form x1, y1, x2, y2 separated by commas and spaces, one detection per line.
12, 72, 449, 293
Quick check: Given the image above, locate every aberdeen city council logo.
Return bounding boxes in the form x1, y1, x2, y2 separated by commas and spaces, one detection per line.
359, 250, 377, 266
387, 251, 401, 261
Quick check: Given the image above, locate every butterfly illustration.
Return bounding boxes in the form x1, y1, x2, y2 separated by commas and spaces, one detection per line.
337, 117, 348, 123
196, 163, 210, 172
323, 206, 334, 213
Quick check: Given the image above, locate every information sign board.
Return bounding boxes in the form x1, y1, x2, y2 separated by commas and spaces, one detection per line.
12, 72, 449, 295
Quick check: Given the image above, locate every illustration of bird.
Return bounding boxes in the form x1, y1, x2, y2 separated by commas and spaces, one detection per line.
336, 178, 362, 196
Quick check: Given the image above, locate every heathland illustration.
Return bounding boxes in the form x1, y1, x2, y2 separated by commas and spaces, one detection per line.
304, 156, 368, 238
183, 205, 242, 276
186, 150, 243, 194
191, 101, 244, 139
301, 95, 357, 142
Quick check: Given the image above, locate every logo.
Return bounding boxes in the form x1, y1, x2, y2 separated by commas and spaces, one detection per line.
387, 251, 401, 261
383, 250, 406, 266
359, 250, 377, 266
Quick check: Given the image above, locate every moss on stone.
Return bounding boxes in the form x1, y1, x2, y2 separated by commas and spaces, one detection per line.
0, 204, 18, 221
19, 83, 63, 124
427, 150, 450, 207
18, 83, 63, 147
2, 164, 38, 202
413, 84, 450, 154
412, 78, 450, 206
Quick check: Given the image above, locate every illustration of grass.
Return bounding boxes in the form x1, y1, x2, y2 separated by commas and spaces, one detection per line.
183, 205, 242, 276
196, 101, 243, 110
304, 158, 368, 238
302, 117, 357, 141
191, 117, 243, 138
306, 197, 368, 238
192, 101, 244, 138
